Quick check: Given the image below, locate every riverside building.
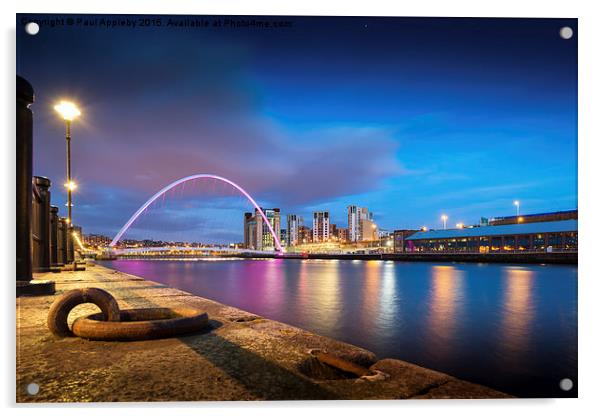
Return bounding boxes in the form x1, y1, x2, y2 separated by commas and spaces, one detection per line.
312, 211, 330, 243
359, 218, 379, 241
286, 214, 303, 247
404, 217, 577, 253
243, 207, 281, 251
83, 233, 112, 248
347, 205, 372, 242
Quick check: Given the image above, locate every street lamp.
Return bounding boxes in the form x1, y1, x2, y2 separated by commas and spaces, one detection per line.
513, 200, 520, 220
441, 214, 448, 230
54, 101, 80, 226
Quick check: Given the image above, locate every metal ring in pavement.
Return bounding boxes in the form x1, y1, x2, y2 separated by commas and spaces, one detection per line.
47, 288, 121, 337
72, 307, 209, 341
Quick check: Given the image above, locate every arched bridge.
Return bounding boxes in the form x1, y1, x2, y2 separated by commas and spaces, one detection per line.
109, 174, 283, 252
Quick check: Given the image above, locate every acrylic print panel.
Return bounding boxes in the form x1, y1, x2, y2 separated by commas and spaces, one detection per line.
16, 14, 577, 402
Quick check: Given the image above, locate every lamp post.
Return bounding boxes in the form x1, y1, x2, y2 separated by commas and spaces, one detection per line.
514, 200, 520, 221
55, 101, 80, 267
54, 101, 80, 226
441, 214, 448, 230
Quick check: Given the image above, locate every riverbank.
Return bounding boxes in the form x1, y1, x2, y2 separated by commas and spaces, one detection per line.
114, 251, 577, 264
325, 252, 576, 264
306, 251, 576, 264
17, 263, 510, 402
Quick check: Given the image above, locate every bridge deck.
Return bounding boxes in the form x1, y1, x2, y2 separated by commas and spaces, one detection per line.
17, 263, 509, 402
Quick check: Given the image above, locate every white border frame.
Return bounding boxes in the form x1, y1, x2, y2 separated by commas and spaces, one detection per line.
3, 1, 600, 415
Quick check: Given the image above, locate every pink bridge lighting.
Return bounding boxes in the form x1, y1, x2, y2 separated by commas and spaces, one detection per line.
109, 174, 283, 252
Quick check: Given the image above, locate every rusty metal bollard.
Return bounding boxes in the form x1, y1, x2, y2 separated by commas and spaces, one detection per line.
47, 288, 120, 337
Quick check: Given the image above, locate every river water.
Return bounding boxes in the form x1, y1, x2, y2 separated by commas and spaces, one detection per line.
99, 258, 577, 398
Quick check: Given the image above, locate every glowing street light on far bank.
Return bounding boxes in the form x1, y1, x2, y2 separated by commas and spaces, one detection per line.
456, 223, 464, 229
441, 214, 448, 230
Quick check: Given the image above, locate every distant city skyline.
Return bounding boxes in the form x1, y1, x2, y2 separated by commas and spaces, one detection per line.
17, 15, 577, 242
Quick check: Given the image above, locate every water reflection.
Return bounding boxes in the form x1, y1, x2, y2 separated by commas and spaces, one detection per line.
263, 260, 285, 313
295, 259, 310, 319
296, 260, 342, 332
101, 259, 576, 398
379, 261, 397, 327
316, 261, 342, 331
426, 265, 465, 360
498, 267, 535, 368
360, 261, 382, 333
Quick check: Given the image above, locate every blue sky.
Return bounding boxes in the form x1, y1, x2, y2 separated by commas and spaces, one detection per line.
17, 15, 577, 241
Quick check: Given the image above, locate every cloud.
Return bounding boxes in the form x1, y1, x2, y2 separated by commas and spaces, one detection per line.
21, 26, 405, 239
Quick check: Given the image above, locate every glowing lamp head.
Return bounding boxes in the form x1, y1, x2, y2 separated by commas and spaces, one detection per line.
514, 200, 520, 206
64, 181, 77, 191
441, 215, 448, 221
456, 223, 464, 229
421, 226, 428, 231
54, 101, 81, 121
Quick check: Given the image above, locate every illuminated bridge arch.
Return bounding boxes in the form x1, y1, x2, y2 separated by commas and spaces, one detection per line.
109, 174, 283, 251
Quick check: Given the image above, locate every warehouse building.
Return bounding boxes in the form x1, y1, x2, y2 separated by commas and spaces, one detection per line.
404, 219, 577, 253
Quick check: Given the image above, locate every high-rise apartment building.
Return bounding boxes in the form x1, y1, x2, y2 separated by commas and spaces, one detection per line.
348, 205, 372, 242
243, 207, 280, 250
312, 211, 330, 242
243, 212, 258, 250
261, 208, 281, 250
286, 214, 303, 246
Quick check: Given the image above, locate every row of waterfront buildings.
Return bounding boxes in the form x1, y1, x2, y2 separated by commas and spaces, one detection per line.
243, 205, 381, 251
242, 207, 578, 254
86, 208, 578, 255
